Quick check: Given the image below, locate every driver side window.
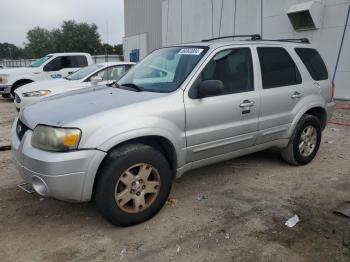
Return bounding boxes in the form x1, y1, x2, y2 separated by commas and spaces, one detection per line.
200, 47, 254, 95
44, 57, 63, 72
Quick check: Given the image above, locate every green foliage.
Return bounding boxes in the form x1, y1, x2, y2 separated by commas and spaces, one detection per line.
0, 20, 123, 59
0, 43, 24, 59
97, 43, 123, 55
25, 27, 55, 57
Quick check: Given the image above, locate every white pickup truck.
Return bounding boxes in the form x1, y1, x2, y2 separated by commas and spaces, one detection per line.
0, 53, 93, 99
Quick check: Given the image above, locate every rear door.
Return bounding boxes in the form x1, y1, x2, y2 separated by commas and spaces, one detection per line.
184, 46, 260, 163
255, 46, 303, 144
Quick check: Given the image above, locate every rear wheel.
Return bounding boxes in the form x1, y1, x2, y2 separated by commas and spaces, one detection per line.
95, 144, 173, 226
281, 114, 322, 165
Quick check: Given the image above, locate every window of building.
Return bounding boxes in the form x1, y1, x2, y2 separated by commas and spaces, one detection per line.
257, 47, 302, 89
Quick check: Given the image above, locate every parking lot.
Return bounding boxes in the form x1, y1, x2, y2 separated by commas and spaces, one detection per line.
0, 97, 349, 262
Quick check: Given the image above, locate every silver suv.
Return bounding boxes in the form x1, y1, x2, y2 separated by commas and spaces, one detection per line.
11, 35, 335, 226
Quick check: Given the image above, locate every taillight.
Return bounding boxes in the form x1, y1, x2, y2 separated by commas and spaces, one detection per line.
332, 81, 335, 98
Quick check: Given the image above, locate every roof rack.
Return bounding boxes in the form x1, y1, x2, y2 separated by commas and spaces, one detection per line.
202, 34, 262, 42
267, 38, 310, 44
201, 34, 310, 44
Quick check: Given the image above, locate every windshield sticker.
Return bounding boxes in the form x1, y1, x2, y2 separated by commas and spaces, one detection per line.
178, 48, 204, 55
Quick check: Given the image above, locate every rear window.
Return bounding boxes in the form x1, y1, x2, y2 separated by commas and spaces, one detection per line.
295, 48, 328, 81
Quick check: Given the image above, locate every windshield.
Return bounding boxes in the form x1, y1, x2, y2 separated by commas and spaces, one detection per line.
66, 64, 103, 80
29, 55, 52, 68
118, 46, 208, 92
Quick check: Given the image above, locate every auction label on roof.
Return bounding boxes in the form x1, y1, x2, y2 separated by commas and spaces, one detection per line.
179, 48, 204, 55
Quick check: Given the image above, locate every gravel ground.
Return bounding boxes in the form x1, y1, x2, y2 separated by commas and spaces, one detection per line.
0, 97, 350, 262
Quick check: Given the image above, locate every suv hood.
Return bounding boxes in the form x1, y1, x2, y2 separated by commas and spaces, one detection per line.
21, 86, 167, 129
0, 67, 40, 75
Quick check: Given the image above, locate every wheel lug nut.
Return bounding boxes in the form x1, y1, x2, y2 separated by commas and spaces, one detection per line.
136, 192, 140, 196
142, 185, 145, 189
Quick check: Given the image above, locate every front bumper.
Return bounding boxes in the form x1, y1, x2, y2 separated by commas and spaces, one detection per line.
0, 85, 11, 94
11, 119, 106, 202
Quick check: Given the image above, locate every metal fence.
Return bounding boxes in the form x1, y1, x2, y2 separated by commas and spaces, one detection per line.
0, 55, 124, 68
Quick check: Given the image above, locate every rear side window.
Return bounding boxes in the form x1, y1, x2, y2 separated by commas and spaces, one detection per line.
67, 56, 88, 68
58, 56, 88, 68
257, 47, 301, 89
295, 48, 328, 80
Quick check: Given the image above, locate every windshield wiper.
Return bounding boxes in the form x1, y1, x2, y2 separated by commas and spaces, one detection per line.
119, 83, 144, 92
106, 81, 117, 87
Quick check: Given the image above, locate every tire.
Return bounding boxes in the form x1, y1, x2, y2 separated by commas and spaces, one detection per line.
281, 114, 322, 166
1, 94, 11, 99
95, 143, 173, 226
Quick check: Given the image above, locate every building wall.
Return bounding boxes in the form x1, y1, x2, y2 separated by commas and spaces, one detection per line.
123, 0, 163, 61
124, 0, 350, 99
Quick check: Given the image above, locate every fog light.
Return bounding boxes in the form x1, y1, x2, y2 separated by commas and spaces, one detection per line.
31, 176, 49, 196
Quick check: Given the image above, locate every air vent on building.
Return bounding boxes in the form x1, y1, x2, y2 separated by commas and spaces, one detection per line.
287, 1, 323, 31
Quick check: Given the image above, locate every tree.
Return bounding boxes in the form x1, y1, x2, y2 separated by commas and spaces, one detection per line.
97, 43, 123, 55
23, 20, 103, 57
1, 20, 122, 60
58, 20, 102, 54
24, 27, 55, 57
0, 43, 24, 59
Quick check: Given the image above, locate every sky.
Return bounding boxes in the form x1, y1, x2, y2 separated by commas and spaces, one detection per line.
0, 0, 124, 47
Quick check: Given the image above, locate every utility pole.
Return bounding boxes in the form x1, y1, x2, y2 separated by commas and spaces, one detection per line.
8, 46, 12, 59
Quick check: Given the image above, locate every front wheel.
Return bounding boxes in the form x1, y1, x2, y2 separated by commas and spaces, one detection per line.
95, 144, 173, 226
281, 114, 322, 165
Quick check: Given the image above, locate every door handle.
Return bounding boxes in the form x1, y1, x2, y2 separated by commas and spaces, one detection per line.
239, 100, 255, 108
291, 92, 303, 99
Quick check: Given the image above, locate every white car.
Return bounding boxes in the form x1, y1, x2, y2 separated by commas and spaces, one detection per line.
0, 52, 93, 99
14, 62, 135, 112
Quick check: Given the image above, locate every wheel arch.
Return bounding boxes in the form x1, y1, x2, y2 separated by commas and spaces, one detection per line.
11, 79, 35, 94
91, 135, 178, 199
289, 102, 328, 138
304, 107, 327, 130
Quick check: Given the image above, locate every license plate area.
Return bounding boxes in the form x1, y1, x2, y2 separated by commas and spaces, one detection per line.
17, 182, 35, 194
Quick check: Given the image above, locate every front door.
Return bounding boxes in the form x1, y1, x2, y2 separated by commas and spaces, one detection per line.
184, 47, 260, 163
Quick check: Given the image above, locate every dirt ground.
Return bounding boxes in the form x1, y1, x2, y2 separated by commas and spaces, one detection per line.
0, 97, 350, 262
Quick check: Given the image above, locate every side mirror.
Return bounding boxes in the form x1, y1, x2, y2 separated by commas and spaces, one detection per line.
90, 76, 103, 85
197, 80, 223, 98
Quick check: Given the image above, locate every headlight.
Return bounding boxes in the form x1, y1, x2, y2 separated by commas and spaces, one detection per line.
0, 75, 8, 84
31, 125, 82, 152
22, 90, 51, 97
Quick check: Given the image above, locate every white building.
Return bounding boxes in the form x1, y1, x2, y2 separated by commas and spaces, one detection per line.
123, 0, 350, 99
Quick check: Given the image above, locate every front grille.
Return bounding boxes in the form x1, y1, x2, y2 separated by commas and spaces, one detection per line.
15, 94, 21, 103
16, 119, 30, 141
